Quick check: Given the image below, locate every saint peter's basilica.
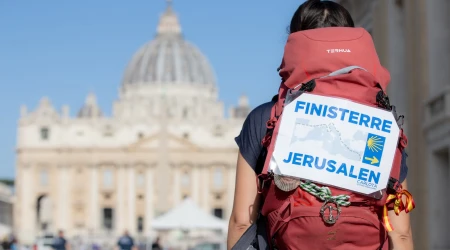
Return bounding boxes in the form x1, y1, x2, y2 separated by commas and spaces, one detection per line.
14, 2, 249, 245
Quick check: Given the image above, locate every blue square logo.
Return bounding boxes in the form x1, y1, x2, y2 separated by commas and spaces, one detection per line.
362, 133, 386, 167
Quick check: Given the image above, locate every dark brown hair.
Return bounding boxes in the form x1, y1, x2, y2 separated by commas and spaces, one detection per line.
289, 0, 354, 34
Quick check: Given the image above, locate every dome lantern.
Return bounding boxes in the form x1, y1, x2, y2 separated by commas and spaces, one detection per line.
157, 0, 182, 36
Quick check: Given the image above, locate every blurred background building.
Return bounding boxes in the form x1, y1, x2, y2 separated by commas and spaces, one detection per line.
0, 182, 13, 237
337, 0, 450, 249
14, 2, 249, 247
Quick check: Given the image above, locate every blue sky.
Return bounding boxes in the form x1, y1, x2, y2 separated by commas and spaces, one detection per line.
0, 0, 304, 178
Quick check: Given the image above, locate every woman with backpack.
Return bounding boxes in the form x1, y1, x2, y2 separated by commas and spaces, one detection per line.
227, 1, 414, 249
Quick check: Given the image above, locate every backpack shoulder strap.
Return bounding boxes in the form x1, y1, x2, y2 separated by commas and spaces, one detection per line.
271, 94, 279, 102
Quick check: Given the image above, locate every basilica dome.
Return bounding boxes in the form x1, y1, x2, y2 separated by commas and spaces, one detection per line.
122, 4, 216, 87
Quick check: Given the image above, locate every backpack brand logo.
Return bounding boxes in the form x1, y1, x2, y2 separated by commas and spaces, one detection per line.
326, 49, 351, 53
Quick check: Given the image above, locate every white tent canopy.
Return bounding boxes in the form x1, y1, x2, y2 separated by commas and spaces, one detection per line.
0, 223, 12, 237
152, 198, 228, 232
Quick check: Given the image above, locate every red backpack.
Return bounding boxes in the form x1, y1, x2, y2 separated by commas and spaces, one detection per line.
258, 27, 415, 250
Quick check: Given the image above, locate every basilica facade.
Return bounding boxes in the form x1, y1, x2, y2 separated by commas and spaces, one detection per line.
14, 3, 249, 244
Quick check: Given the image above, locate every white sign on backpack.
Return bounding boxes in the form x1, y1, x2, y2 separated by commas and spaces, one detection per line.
269, 93, 400, 196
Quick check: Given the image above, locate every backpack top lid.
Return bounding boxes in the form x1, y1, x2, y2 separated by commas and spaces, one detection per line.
278, 27, 391, 90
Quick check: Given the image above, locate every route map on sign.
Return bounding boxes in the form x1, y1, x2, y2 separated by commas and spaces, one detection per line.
270, 93, 400, 196
291, 118, 367, 161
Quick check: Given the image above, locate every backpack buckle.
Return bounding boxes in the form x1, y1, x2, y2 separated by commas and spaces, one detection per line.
320, 199, 341, 225
387, 177, 401, 192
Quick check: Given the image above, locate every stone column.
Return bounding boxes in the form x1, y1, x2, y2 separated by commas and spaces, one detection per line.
145, 168, 154, 236
89, 166, 99, 232
19, 164, 36, 245
116, 166, 126, 234
128, 167, 136, 235
201, 166, 210, 212
227, 167, 235, 219
425, 0, 450, 96
173, 168, 181, 206
192, 166, 200, 203
57, 165, 71, 231
403, 1, 431, 249
382, 0, 408, 134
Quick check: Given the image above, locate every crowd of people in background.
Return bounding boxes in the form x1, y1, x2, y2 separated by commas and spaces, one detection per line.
1, 234, 18, 250
0, 230, 164, 250
116, 231, 162, 250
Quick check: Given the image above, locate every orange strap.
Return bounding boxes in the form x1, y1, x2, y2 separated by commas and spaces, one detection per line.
382, 189, 415, 232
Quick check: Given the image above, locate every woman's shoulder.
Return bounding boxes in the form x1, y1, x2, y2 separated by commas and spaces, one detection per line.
236, 100, 275, 173
245, 100, 275, 126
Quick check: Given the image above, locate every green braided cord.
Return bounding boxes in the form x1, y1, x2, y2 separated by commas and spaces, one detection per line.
299, 180, 351, 206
